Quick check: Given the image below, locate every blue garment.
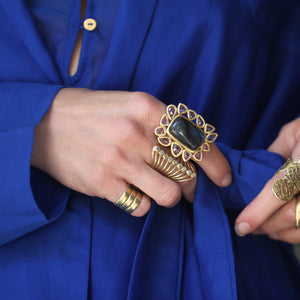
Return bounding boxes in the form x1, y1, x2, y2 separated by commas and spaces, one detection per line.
28, 0, 120, 86
0, 0, 300, 299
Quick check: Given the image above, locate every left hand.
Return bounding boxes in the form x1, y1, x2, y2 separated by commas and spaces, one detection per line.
235, 118, 300, 244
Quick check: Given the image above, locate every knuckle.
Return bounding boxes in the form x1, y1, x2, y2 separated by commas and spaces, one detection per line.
282, 206, 295, 224
117, 118, 140, 141
159, 184, 181, 207
131, 92, 158, 117
103, 145, 125, 165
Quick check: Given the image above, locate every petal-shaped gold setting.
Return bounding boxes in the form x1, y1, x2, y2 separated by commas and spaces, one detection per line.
171, 142, 182, 157
158, 137, 171, 147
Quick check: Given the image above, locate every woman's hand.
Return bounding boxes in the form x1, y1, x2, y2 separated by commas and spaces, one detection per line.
31, 88, 232, 216
235, 118, 300, 243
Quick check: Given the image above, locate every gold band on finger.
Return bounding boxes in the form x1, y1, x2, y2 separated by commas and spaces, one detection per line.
154, 103, 218, 162
296, 193, 300, 230
125, 191, 143, 214
151, 145, 196, 182
272, 158, 300, 202
114, 184, 142, 214
115, 185, 132, 207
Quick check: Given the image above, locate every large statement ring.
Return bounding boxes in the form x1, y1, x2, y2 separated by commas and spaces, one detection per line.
114, 184, 142, 214
272, 158, 300, 202
154, 103, 218, 162
151, 145, 197, 182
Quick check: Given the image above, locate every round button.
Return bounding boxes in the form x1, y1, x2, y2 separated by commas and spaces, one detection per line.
83, 18, 97, 31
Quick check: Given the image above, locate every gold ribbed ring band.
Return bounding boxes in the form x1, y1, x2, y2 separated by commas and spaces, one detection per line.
151, 145, 197, 182
114, 184, 142, 214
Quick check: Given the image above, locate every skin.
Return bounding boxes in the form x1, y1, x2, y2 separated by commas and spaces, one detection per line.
236, 117, 300, 244
31, 88, 232, 217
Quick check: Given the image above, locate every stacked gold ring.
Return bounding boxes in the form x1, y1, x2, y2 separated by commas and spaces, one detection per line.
114, 185, 142, 214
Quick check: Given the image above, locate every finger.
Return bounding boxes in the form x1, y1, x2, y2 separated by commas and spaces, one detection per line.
131, 126, 198, 203
139, 98, 232, 188
268, 227, 300, 245
179, 177, 197, 203
122, 159, 182, 208
235, 174, 287, 236
268, 118, 300, 158
291, 139, 300, 161
252, 198, 296, 235
196, 143, 232, 187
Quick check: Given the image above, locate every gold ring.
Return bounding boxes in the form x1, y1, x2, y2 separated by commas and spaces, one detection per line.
154, 103, 217, 162
151, 145, 196, 182
272, 158, 300, 202
296, 193, 300, 230
114, 184, 142, 214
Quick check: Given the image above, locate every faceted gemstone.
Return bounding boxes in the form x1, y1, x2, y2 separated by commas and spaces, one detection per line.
202, 143, 210, 151
188, 110, 196, 120
197, 115, 205, 127
172, 143, 182, 156
183, 150, 191, 161
167, 105, 177, 119
207, 133, 217, 142
205, 124, 215, 132
177, 164, 183, 169
161, 115, 168, 125
158, 138, 171, 146
178, 103, 188, 113
194, 151, 203, 161
186, 170, 192, 176
155, 127, 165, 135
169, 116, 205, 151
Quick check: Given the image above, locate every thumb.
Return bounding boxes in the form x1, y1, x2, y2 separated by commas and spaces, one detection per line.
268, 118, 300, 159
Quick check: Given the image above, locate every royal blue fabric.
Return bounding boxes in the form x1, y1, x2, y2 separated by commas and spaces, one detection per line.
0, 0, 300, 299
28, 0, 120, 86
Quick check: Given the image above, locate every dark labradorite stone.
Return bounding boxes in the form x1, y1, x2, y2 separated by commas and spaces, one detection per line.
169, 116, 204, 150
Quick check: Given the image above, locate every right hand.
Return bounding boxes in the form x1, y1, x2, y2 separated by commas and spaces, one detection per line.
31, 88, 231, 216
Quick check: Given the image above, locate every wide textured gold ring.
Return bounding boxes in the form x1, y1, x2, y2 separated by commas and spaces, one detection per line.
154, 103, 218, 162
272, 158, 300, 202
114, 184, 142, 214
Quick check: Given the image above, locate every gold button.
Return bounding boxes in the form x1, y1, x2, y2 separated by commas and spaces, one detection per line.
83, 18, 97, 31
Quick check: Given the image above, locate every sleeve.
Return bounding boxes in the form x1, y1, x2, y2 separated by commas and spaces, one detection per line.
0, 82, 70, 246
212, 142, 285, 210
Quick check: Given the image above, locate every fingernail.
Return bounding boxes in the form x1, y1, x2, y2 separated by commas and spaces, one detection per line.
221, 173, 232, 187
235, 222, 250, 237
